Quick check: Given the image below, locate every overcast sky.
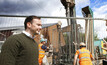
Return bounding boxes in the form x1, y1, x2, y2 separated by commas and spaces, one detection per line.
0, 0, 107, 39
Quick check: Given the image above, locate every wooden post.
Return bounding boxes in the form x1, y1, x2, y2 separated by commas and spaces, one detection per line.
82, 6, 94, 54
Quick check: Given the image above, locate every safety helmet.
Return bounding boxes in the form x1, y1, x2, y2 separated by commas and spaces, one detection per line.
80, 42, 86, 46
40, 38, 45, 43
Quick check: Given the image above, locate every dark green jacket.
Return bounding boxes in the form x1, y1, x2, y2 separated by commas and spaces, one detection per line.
0, 33, 39, 65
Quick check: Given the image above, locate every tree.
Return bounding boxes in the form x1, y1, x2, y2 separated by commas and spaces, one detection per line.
94, 33, 99, 41
104, 37, 107, 41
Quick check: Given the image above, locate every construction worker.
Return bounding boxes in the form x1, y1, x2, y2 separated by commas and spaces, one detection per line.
101, 39, 107, 51
73, 42, 94, 65
101, 39, 107, 64
38, 38, 47, 65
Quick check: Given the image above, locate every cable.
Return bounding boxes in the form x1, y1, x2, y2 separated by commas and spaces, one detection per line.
33, 0, 50, 15
0, 15, 107, 21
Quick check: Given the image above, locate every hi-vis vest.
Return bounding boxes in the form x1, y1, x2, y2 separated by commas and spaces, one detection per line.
39, 43, 45, 58
78, 48, 91, 62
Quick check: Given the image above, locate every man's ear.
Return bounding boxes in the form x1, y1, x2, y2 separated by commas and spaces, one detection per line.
27, 22, 31, 28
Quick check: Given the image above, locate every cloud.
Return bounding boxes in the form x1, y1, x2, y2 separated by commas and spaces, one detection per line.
0, 0, 106, 38
0, 0, 59, 15
75, 0, 90, 16
93, 4, 107, 39
0, 0, 35, 14
76, 0, 90, 7
0, 0, 67, 27
75, 0, 107, 39
39, 0, 67, 27
93, 4, 107, 15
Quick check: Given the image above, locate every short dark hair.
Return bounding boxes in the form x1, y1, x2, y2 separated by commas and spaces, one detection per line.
80, 45, 86, 48
24, 15, 41, 29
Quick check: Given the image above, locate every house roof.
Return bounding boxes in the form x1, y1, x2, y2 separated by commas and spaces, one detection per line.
0, 17, 59, 31
0, 23, 58, 31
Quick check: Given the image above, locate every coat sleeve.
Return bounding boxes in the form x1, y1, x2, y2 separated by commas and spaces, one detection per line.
0, 36, 20, 65
41, 45, 47, 50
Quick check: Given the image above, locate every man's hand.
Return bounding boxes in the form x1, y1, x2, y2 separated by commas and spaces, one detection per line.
73, 55, 78, 65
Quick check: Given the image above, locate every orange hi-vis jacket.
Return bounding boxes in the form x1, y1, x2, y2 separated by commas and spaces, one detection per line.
75, 48, 93, 65
38, 43, 45, 65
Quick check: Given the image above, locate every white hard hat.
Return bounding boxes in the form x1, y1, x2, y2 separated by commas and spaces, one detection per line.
80, 42, 86, 46
40, 38, 45, 43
